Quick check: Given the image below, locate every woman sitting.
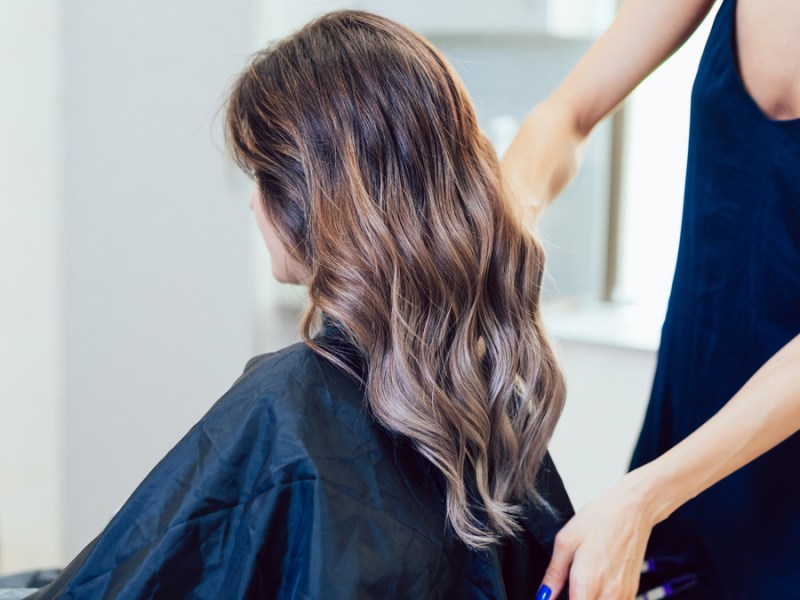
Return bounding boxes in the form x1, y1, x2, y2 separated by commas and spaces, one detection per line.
27, 10, 571, 599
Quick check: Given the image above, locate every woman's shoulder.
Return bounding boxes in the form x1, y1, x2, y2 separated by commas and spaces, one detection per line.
201, 340, 368, 444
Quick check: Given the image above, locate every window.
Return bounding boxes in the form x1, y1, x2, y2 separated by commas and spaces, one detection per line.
614, 4, 720, 314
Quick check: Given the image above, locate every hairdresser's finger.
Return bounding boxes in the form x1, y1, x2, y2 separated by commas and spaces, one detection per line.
536, 530, 576, 600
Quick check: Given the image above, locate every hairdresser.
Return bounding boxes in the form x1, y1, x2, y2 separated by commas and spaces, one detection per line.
502, 0, 800, 598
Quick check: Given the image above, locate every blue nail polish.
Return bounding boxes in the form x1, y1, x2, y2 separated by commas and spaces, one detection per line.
536, 585, 552, 600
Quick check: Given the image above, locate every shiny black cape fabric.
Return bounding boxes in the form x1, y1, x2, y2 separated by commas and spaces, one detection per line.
29, 320, 573, 599
629, 0, 800, 597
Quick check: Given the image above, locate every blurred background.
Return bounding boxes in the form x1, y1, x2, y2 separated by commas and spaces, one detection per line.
0, 0, 719, 574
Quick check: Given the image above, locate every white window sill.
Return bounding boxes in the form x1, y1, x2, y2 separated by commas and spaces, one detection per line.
541, 299, 664, 353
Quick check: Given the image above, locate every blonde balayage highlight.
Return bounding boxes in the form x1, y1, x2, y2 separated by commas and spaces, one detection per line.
225, 10, 566, 548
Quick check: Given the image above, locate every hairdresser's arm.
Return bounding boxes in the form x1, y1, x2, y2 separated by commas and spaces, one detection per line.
540, 332, 800, 600
501, 0, 716, 222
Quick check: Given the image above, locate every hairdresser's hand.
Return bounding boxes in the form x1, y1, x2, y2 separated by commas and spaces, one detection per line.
537, 471, 658, 600
500, 100, 587, 224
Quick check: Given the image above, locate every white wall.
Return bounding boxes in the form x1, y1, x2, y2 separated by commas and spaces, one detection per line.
550, 340, 656, 509
0, 0, 260, 570
59, 0, 258, 560
0, 0, 63, 573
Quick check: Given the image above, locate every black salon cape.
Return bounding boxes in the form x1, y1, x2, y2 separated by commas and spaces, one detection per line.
29, 321, 573, 599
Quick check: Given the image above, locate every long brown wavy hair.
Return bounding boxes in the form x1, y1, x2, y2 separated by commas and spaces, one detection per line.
225, 9, 565, 549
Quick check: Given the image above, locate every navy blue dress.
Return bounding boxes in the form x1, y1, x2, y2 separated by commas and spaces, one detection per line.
630, 0, 800, 597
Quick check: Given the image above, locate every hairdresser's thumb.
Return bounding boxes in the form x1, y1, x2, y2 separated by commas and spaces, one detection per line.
536, 533, 575, 600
